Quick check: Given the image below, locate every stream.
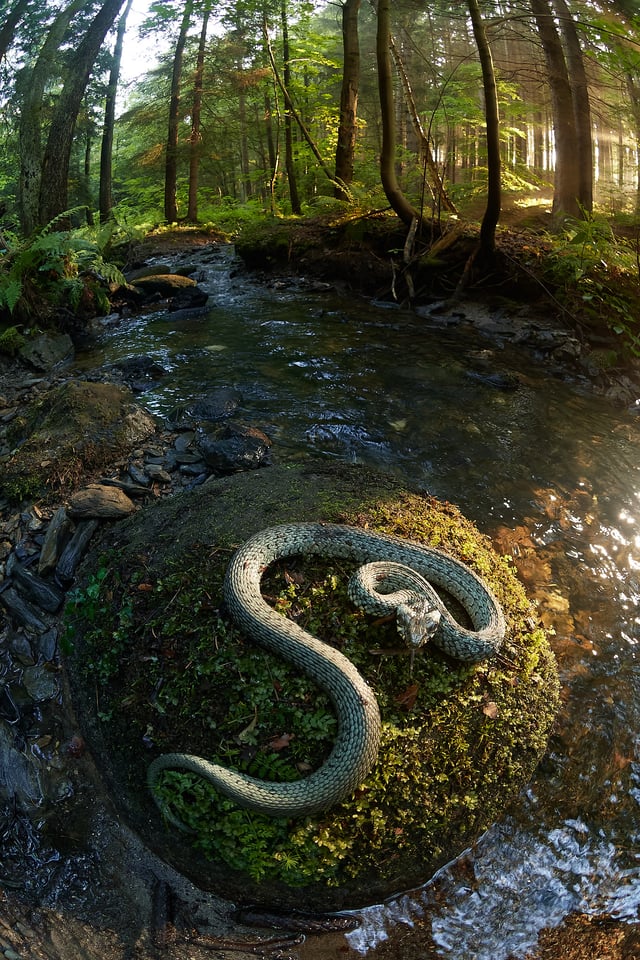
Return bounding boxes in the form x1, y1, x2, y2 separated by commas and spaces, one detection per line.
5, 244, 640, 958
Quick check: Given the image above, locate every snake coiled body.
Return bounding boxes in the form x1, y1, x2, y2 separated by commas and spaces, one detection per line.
148, 522, 505, 821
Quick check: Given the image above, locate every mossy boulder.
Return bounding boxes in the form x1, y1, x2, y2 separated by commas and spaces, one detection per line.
1, 380, 156, 502
64, 462, 559, 910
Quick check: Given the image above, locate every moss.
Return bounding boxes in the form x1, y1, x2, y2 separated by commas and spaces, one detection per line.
64, 463, 559, 909
0, 325, 26, 357
0, 379, 155, 501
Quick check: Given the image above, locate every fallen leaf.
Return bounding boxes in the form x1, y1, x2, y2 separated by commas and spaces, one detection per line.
482, 700, 499, 719
269, 733, 294, 751
395, 683, 419, 710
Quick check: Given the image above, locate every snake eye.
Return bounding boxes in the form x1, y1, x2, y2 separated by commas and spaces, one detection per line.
396, 601, 442, 648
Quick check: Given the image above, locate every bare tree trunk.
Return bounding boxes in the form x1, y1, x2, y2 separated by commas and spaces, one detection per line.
18, 0, 86, 233
99, 0, 133, 223
376, 0, 421, 226
165, 0, 193, 223
187, 1, 211, 222
38, 0, 127, 227
0, 0, 29, 62
553, 0, 592, 213
334, 0, 361, 201
530, 0, 581, 222
468, 0, 501, 258
280, 0, 301, 214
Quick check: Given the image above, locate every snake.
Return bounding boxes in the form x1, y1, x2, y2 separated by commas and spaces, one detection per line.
147, 522, 505, 822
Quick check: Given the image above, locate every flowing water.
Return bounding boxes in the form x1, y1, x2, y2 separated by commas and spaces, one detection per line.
70, 247, 640, 955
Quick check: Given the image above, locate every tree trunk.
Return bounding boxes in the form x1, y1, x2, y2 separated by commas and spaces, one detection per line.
0, 0, 29, 62
38, 0, 127, 228
165, 0, 193, 224
625, 74, 640, 214
334, 0, 361, 202
468, 0, 501, 258
280, 0, 301, 215
389, 36, 456, 214
187, 1, 211, 222
376, 0, 421, 226
553, 0, 592, 213
18, 0, 86, 234
530, 0, 581, 222
99, 0, 133, 223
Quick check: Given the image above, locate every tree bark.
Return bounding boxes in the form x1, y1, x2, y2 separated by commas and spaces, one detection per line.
38, 0, 127, 227
530, 0, 581, 222
99, 0, 133, 223
187, 1, 211, 222
18, 0, 86, 234
376, 0, 422, 226
553, 0, 593, 213
468, 0, 501, 257
334, 0, 361, 202
280, 0, 301, 215
165, 0, 193, 223
0, 0, 29, 62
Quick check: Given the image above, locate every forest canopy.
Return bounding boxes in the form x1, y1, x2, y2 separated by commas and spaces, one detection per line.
0, 0, 639, 233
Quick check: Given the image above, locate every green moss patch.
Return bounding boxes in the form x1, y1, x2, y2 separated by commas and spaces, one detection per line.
64, 462, 559, 909
1, 380, 156, 501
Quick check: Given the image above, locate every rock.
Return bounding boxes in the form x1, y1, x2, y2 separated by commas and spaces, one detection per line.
67, 484, 137, 520
7, 631, 35, 666
144, 464, 172, 483
22, 665, 59, 703
11, 563, 65, 612
130, 274, 198, 295
166, 388, 241, 428
0, 587, 47, 632
38, 507, 73, 576
167, 284, 209, 312
196, 422, 272, 473
18, 334, 73, 372
55, 519, 99, 583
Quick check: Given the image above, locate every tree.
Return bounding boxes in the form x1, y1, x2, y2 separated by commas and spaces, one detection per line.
529, 0, 581, 221
280, 0, 301, 214
187, 1, 212, 222
165, 0, 193, 223
0, 0, 30, 62
334, 0, 361, 201
38, 0, 128, 227
468, 0, 500, 258
18, 0, 86, 233
376, 0, 421, 226
99, 0, 134, 222
553, 0, 593, 213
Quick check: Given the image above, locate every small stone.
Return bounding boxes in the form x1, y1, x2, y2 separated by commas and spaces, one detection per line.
38, 506, 73, 577
56, 519, 99, 582
22, 665, 59, 702
67, 483, 137, 519
144, 464, 172, 483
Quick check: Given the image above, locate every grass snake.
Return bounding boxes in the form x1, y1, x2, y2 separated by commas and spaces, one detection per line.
148, 522, 505, 821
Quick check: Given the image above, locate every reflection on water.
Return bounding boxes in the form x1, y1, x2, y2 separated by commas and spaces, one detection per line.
79, 253, 640, 956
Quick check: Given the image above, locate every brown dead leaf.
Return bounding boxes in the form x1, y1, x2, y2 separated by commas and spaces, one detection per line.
482, 700, 499, 719
395, 683, 419, 710
269, 733, 294, 751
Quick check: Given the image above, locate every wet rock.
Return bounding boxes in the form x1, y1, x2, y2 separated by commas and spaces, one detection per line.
67, 484, 137, 520
196, 422, 272, 473
128, 464, 151, 487
55, 520, 99, 583
166, 388, 241, 428
167, 284, 209, 312
11, 564, 65, 613
34, 628, 58, 662
7, 632, 35, 666
22, 665, 59, 703
0, 721, 43, 807
144, 464, 172, 483
38, 507, 73, 577
130, 273, 198, 296
18, 334, 73, 372
0, 689, 20, 724
0, 587, 47, 632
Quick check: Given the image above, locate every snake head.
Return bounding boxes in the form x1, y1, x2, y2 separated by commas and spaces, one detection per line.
396, 599, 442, 648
